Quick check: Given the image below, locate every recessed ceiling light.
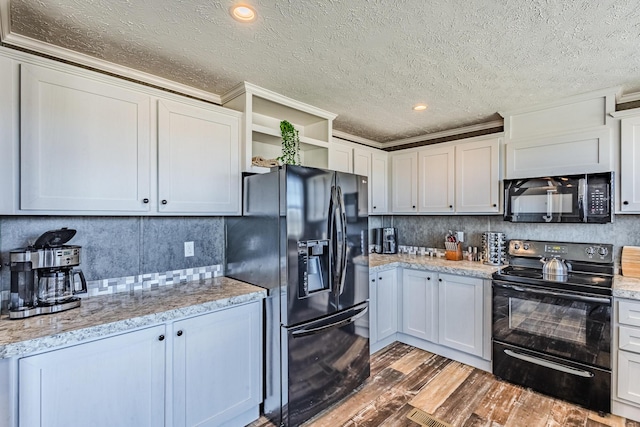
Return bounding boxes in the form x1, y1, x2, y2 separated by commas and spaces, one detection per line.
230, 4, 257, 22
413, 104, 428, 111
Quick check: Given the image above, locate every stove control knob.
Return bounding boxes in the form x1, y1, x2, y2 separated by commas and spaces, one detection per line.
598, 247, 609, 257
513, 243, 520, 250
523, 243, 530, 251
585, 247, 595, 256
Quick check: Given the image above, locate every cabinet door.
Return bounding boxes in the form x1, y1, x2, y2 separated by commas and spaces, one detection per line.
329, 142, 353, 173
391, 152, 418, 213
20, 63, 151, 212
455, 138, 500, 213
371, 151, 389, 214
373, 269, 398, 342
158, 99, 240, 214
418, 145, 455, 213
621, 116, 640, 212
172, 302, 262, 427
0, 55, 17, 214
618, 350, 640, 405
401, 269, 438, 342
19, 325, 166, 427
438, 274, 484, 357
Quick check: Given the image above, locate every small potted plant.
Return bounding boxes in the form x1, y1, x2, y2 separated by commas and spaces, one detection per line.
278, 120, 301, 165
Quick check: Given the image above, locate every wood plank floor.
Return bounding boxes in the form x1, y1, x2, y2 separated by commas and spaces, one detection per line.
249, 342, 640, 427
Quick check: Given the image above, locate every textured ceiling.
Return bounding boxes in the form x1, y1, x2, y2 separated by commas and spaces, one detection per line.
6, 0, 640, 143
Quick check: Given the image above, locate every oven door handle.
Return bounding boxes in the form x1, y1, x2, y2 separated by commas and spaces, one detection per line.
493, 281, 611, 304
503, 349, 595, 378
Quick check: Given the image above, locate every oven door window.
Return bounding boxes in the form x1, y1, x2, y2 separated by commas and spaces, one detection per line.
492, 281, 611, 369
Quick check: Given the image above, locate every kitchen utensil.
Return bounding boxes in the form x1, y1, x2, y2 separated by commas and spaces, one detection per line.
482, 232, 507, 265
621, 246, 640, 278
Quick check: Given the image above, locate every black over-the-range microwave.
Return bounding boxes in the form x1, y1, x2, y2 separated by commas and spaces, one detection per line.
503, 172, 613, 223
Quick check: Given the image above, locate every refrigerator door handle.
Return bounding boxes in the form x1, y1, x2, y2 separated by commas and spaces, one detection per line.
336, 185, 348, 295
291, 305, 369, 338
328, 184, 337, 293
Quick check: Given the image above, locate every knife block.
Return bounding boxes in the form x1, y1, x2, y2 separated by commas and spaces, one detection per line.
445, 242, 463, 261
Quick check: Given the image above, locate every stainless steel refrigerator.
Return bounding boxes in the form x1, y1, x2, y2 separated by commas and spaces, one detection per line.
226, 165, 370, 426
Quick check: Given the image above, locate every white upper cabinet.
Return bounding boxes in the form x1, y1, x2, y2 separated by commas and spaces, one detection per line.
455, 137, 500, 213
353, 147, 371, 177
16, 59, 241, 216
391, 151, 418, 213
501, 88, 616, 179
620, 114, 640, 212
0, 54, 17, 214
20, 63, 152, 213
370, 150, 389, 214
393, 136, 500, 215
418, 145, 455, 213
158, 99, 240, 214
222, 82, 336, 173
328, 141, 354, 173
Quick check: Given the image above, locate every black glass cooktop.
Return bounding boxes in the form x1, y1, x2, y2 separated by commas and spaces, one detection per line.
493, 266, 613, 296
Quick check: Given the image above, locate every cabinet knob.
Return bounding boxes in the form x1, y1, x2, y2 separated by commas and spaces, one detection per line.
438, 278, 442, 282
162, 200, 168, 205
371, 279, 375, 282
412, 205, 416, 209
143, 198, 149, 204
427, 277, 431, 280
373, 206, 377, 209
624, 201, 629, 205
449, 205, 453, 209
158, 335, 165, 341
379, 277, 383, 280
492, 203, 497, 207
176, 330, 183, 337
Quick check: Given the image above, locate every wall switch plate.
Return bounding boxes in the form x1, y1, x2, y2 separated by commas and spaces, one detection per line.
456, 231, 464, 242
184, 241, 194, 257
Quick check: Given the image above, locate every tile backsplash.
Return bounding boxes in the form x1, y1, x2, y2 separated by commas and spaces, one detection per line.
369, 214, 640, 267
0, 216, 226, 311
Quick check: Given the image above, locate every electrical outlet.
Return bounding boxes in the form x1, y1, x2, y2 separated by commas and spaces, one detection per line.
184, 241, 194, 257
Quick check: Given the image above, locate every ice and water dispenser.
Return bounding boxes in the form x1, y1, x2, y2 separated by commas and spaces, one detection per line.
298, 240, 330, 297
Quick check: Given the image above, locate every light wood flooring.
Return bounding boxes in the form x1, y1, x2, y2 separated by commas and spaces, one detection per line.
249, 342, 640, 427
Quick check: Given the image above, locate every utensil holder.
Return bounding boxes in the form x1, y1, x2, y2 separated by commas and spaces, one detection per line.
444, 242, 463, 261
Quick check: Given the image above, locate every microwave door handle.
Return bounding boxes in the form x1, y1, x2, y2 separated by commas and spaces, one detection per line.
542, 190, 553, 222
578, 178, 587, 222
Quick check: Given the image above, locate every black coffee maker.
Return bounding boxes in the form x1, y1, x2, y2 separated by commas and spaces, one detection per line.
9, 228, 87, 319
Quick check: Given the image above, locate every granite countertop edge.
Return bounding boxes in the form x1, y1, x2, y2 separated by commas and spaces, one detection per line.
0, 277, 266, 359
368, 254, 500, 279
370, 255, 640, 300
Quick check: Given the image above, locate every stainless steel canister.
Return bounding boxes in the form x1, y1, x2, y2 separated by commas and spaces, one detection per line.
482, 232, 507, 266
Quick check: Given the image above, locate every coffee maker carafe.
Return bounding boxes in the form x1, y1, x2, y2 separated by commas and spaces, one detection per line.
9, 228, 87, 319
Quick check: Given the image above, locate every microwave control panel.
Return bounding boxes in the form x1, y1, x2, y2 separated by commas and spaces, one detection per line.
587, 184, 609, 215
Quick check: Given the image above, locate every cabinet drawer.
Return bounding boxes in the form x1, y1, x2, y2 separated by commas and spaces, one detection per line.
619, 300, 640, 327
620, 326, 640, 354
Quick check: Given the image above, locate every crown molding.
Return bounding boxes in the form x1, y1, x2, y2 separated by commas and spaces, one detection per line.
0, 30, 221, 104
0, 0, 10, 40
619, 91, 640, 104
332, 130, 384, 149
381, 119, 504, 148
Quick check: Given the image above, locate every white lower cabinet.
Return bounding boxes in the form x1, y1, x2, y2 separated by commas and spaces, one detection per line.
401, 269, 438, 342
437, 273, 484, 357
613, 298, 640, 422
171, 302, 262, 427
19, 325, 166, 427
18, 301, 262, 427
369, 269, 398, 353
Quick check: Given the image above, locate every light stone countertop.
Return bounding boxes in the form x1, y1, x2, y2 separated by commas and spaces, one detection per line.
613, 275, 640, 300
369, 254, 501, 279
0, 277, 266, 359
371, 254, 640, 301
